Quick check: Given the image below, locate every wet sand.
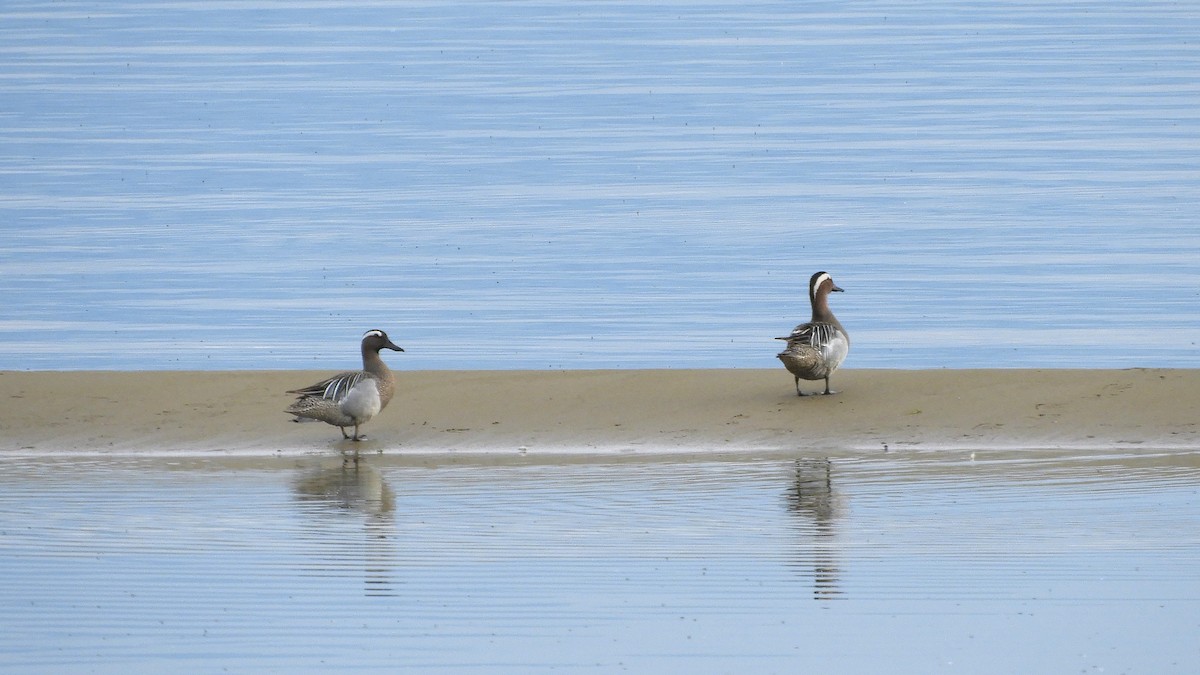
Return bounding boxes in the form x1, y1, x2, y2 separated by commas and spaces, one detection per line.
1, 368, 1196, 454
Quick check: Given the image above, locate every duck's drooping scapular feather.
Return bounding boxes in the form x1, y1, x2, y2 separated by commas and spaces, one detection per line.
286, 329, 404, 441
776, 271, 849, 396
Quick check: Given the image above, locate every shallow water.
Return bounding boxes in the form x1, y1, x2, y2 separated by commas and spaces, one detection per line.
2, 448, 1198, 673
2, 1, 1199, 370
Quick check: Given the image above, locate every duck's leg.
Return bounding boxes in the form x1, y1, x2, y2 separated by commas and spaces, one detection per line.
351, 422, 363, 442
822, 376, 835, 396
794, 375, 805, 397
339, 426, 351, 439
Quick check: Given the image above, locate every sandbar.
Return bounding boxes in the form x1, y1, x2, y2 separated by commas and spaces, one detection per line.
0, 368, 1196, 455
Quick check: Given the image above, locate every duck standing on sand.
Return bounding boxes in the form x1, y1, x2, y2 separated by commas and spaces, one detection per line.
776, 271, 849, 396
286, 329, 404, 441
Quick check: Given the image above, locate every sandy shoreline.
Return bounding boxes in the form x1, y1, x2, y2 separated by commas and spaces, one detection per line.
1, 368, 1196, 455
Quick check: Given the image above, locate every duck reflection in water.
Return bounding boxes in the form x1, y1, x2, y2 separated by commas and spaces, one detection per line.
294, 457, 397, 597
786, 457, 842, 600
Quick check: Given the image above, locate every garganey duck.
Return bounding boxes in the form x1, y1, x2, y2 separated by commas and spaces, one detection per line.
776, 271, 849, 396
286, 329, 404, 441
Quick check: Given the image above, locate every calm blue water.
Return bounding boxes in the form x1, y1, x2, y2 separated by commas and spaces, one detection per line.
2, 450, 1198, 673
2, 1, 1197, 370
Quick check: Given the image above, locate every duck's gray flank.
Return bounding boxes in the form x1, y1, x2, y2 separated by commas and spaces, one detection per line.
776, 271, 849, 396
286, 329, 404, 441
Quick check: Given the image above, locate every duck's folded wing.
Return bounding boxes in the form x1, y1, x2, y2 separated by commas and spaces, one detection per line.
777, 322, 810, 341
783, 322, 841, 349
288, 371, 370, 402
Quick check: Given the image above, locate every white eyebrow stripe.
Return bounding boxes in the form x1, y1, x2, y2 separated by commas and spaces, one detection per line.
810, 272, 831, 301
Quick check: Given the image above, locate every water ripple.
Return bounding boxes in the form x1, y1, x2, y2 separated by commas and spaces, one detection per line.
1, 1, 1198, 369
4, 450, 1199, 671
